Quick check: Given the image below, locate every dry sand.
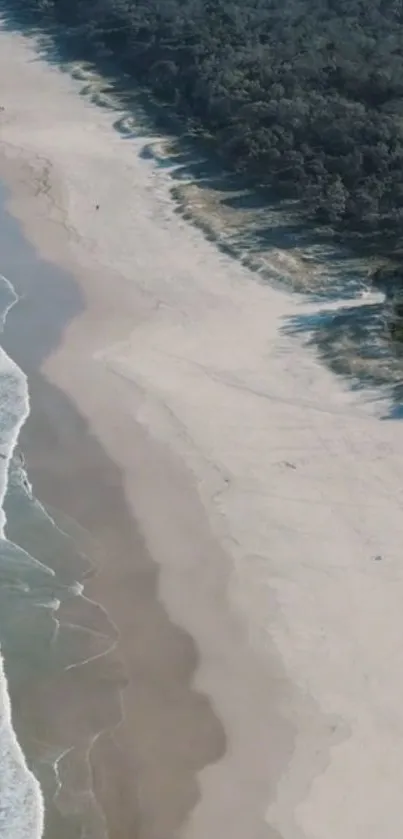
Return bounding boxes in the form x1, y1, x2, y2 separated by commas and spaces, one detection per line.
1, 20, 403, 839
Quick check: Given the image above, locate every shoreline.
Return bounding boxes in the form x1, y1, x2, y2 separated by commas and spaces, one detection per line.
0, 159, 293, 839
0, 272, 44, 838
2, 20, 403, 839
0, 29, 294, 839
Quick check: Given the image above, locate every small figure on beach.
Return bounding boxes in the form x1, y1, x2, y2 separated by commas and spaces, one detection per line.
22, 477, 32, 497
95, 203, 100, 210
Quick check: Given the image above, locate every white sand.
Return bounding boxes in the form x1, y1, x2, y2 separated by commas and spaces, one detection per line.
1, 23, 403, 839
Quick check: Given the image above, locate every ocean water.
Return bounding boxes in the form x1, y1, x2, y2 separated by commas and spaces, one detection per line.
0, 272, 45, 838
0, 274, 100, 838
0, 174, 121, 838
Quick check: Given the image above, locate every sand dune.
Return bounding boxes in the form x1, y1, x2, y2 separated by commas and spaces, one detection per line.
1, 22, 403, 839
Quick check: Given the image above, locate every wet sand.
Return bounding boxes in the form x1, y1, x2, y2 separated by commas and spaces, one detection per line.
9, 340, 228, 839
0, 23, 292, 839
1, 179, 291, 837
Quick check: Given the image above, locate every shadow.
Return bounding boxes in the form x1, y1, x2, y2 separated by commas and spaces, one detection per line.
384, 385, 403, 419
0, 0, 374, 303
0, 0, 402, 418
282, 297, 403, 418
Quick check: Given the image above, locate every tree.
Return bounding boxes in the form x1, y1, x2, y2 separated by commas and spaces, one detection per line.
13, 0, 403, 281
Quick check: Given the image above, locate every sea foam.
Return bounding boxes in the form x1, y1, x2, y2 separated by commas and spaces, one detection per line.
0, 274, 44, 838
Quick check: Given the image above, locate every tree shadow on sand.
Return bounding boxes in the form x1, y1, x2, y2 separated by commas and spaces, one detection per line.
1, 0, 402, 421
282, 299, 403, 419
0, 0, 376, 301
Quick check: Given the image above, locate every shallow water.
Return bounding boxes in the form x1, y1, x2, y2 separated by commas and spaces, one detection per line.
0, 251, 116, 838
0, 272, 45, 838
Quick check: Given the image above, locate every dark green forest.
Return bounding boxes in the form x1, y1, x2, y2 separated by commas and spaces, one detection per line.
11, 0, 403, 275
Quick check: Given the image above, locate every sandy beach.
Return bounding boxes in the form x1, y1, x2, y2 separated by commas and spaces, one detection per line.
1, 17, 403, 839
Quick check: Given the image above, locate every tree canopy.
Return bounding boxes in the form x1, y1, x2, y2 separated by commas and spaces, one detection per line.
14, 0, 403, 265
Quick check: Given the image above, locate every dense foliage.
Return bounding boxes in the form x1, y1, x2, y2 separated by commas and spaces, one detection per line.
13, 0, 403, 255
